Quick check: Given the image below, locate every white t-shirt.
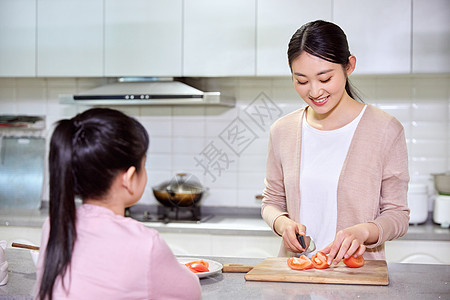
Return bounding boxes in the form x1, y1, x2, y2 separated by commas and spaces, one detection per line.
299, 105, 366, 255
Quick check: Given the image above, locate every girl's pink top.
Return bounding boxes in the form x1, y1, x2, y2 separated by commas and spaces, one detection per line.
35, 204, 201, 299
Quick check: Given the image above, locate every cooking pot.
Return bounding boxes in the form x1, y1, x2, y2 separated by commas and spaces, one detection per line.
152, 173, 206, 207
432, 172, 450, 195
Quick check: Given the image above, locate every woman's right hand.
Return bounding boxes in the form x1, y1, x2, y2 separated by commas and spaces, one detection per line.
274, 215, 307, 253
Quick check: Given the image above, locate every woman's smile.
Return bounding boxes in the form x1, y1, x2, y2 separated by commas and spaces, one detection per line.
310, 95, 329, 106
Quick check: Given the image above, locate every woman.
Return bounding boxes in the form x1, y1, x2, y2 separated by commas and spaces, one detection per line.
261, 20, 409, 265
35, 108, 201, 299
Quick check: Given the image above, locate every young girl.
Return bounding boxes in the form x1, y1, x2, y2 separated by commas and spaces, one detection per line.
35, 108, 201, 299
261, 20, 410, 265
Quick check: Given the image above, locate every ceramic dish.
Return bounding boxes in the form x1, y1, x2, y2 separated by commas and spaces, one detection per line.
177, 257, 223, 279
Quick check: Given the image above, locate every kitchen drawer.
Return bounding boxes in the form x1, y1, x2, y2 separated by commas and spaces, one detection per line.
385, 240, 450, 264
0, 225, 281, 258
159, 232, 280, 258
0, 226, 42, 246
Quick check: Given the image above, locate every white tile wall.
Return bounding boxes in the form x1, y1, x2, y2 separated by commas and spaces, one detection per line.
0, 75, 449, 208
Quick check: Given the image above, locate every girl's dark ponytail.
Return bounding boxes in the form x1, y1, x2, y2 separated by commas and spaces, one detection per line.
39, 119, 77, 300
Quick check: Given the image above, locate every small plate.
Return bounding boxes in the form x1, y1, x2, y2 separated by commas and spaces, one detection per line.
177, 257, 223, 279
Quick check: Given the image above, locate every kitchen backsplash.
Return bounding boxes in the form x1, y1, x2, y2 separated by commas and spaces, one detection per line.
0, 75, 449, 209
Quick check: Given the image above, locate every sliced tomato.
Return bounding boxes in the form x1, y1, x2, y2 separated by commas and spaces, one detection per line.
187, 263, 209, 273
343, 255, 365, 268
287, 255, 313, 270
311, 251, 330, 269
185, 260, 210, 273
187, 259, 209, 268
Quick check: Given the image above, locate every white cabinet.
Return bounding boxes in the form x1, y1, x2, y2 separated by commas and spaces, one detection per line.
183, 0, 256, 76
0, 0, 36, 77
2, 1, 448, 77
256, 0, 332, 76
333, 0, 412, 74
37, 0, 103, 76
412, 0, 450, 73
104, 0, 183, 77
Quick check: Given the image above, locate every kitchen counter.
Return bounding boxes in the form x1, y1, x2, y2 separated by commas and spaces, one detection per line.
1, 248, 449, 300
1, 208, 448, 241
140, 215, 273, 236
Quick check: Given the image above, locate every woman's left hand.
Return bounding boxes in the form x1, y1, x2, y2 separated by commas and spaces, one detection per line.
321, 223, 379, 265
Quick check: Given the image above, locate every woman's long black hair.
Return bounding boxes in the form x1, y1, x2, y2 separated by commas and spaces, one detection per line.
38, 108, 149, 300
288, 20, 361, 101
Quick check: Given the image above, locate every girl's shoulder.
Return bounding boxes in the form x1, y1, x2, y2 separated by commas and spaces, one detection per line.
77, 204, 160, 237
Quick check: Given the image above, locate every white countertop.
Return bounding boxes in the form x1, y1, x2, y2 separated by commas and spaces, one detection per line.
0, 208, 448, 240
140, 215, 273, 235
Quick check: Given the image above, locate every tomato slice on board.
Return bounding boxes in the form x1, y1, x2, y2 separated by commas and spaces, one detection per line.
287, 255, 314, 270
343, 255, 365, 268
185, 260, 210, 273
311, 251, 330, 269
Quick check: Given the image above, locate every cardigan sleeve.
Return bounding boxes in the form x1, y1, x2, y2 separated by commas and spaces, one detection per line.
368, 122, 410, 248
261, 128, 289, 235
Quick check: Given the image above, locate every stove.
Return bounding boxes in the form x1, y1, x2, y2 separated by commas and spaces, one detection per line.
129, 205, 213, 224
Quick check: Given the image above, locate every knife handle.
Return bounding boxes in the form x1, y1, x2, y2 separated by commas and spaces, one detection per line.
296, 233, 306, 249
222, 264, 254, 273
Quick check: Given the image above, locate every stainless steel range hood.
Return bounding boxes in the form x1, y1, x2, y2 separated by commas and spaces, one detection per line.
59, 78, 234, 107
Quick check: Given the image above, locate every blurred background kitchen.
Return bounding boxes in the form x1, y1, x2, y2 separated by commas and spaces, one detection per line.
0, 0, 449, 263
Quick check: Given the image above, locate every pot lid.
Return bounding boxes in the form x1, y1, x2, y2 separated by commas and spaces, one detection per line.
154, 173, 204, 194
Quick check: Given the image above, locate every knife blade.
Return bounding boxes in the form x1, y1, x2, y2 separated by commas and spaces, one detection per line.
296, 233, 316, 253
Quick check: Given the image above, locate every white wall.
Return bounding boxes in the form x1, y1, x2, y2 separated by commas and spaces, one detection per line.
0, 75, 449, 208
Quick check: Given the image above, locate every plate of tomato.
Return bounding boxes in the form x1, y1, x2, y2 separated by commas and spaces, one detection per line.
178, 257, 223, 279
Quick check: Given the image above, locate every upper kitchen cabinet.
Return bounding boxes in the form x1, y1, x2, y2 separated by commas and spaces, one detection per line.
0, 0, 36, 77
183, 0, 256, 76
37, 0, 103, 76
256, 0, 332, 76
105, 0, 182, 77
333, 0, 412, 74
412, 0, 450, 73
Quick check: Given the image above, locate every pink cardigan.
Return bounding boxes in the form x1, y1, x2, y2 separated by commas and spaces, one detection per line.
261, 105, 410, 260
35, 204, 201, 300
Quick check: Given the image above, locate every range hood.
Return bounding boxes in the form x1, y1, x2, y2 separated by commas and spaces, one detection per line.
59, 78, 234, 107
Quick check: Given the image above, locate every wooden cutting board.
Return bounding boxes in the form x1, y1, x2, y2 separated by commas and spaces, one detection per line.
244, 257, 389, 285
